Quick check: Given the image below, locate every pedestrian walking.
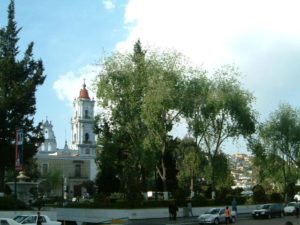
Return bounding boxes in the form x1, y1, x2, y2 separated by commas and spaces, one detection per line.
225, 205, 231, 225
168, 203, 173, 220
187, 200, 193, 217
231, 197, 237, 220
36, 212, 43, 225
172, 201, 178, 220
231, 198, 237, 213
296, 200, 299, 218
296, 205, 299, 218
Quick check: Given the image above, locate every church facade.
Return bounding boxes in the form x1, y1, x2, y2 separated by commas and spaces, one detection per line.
36, 82, 97, 198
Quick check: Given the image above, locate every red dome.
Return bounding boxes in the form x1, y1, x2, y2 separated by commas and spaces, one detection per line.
79, 83, 90, 99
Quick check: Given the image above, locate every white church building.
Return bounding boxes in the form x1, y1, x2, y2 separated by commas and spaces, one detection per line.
36, 82, 97, 198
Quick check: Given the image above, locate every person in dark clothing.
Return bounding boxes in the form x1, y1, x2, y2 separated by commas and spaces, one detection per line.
172, 202, 178, 220
168, 203, 173, 220
187, 200, 193, 217
36, 212, 43, 225
231, 198, 237, 213
295, 204, 299, 218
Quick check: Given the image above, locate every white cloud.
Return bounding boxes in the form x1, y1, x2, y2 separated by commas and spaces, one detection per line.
102, 0, 116, 11
53, 64, 101, 107
117, 0, 300, 68
115, 0, 300, 153
117, 0, 300, 111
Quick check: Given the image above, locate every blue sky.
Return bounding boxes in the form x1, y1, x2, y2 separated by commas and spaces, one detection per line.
1, 0, 300, 154
0, 0, 128, 146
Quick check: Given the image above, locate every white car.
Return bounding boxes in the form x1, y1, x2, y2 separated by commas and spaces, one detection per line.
0, 218, 22, 225
198, 208, 236, 224
13, 215, 61, 225
284, 202, 299, 215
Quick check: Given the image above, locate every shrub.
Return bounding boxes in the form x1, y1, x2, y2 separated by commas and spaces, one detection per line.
0, 196, 30, 210
269, 192, 283, 203
193, 194, 209, 206
172, 188, 189, 206
252, 184, 266, 204
286, 182, 296, 201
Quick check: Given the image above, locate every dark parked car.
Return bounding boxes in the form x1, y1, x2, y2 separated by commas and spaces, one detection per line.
252, 203, 284, 219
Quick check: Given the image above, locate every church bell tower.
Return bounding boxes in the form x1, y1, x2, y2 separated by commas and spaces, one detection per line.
71, 81, 96, 155
38, 119, 57, 152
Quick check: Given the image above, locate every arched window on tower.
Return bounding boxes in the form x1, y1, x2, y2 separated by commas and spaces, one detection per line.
85, 110, 89, 119
84, 133, 89, 143
45, 129, 49, 139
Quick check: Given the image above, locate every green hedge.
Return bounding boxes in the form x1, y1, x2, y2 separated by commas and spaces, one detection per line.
0, 196, 30, 210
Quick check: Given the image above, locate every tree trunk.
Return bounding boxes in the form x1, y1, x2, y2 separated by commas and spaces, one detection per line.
156, 161, 168, 200
190, 175, 194, 196
211, 158, 216, 199
157, 160, 167, 191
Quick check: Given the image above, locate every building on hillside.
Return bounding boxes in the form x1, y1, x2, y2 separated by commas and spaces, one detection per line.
36, 82, 97, 199
229, 153, 254, 195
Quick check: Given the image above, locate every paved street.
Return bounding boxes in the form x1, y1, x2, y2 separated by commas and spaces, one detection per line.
127, 214, 300, 225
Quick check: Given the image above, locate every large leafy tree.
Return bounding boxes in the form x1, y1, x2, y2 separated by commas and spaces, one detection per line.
249, 104, 300, 198
95, 41, 196, 197
95, 117, 121, 195
184, 65, 256, 198
140, 50, 188, 192
176, 137, 208, 196
0, 0, 45, 191
96, 41, 152, 200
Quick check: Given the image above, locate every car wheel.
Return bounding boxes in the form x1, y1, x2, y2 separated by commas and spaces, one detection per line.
214, 218, 219, 224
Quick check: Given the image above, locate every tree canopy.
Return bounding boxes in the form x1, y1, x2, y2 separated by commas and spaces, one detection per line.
248, 103, 300, 198
94, 41, 256, 200
183, 65, 256, 197
0, 0, 45, 191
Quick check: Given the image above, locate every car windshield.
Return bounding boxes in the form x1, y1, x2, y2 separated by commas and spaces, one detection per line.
13, 216, 28, 223
206, 208, 220, 214
257, 204, 271, 209
287, 202, 296, 206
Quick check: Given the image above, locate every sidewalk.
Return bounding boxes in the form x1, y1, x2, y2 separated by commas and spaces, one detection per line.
126, 212, 252, 225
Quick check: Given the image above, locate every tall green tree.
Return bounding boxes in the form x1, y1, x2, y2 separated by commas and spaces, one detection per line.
140, 51, 188, 192
249, 104, 300, 198
0, 0, 45, 191
95, 41, 197, 197
95, 117, 121, 195
184, 65, 256, 198
96, 41, 151, 200
176, 137, 208, 196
